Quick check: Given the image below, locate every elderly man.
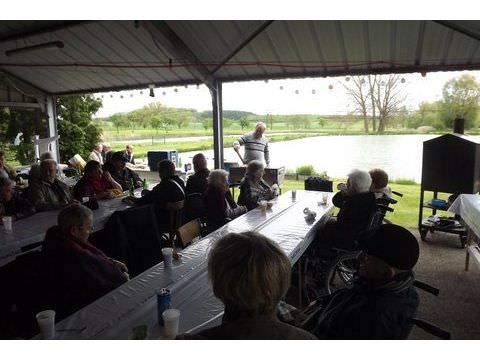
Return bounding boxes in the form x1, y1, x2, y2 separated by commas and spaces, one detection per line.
88, 143, 103, 165
123, 144, 135, 165
101, 142, 111, 163
103, 151, 142, 191
233, 122, 270, 167
313, 224, 420, 339
0, 177, 35, 220
27, 159, 74, 211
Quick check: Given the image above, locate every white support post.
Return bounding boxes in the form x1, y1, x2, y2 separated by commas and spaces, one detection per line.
210, 81, 224, 169
46, 96, 60, 163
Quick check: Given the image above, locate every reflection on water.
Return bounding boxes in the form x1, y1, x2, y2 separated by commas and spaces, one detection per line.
180, 134, 480, 182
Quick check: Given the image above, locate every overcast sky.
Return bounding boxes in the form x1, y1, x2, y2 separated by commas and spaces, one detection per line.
94, 70, 480, 118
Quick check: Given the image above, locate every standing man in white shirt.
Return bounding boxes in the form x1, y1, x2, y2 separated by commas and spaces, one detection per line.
233, 122, 270, 167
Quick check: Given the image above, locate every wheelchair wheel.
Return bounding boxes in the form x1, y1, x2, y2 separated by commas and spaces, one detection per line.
323, 251, 361, 295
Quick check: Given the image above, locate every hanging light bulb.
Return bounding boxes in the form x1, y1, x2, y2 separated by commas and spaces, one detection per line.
162, 91, 166, 96
401, 78, 406, 83
312, 89, 316, 94
120, 95, 124, 99
421, 71, 427, 77
295, 90, 299, 94
174, 88, 178, 93
264, 79, 269, 83
110, 94, 114, 98
328, 84, 333, 90
184, 85, 188, 88
100, 95, 104, 99
149, 84, 155, 97
345, 76, 350, 82
140, 91, 143, 95
196, 84, 200, 89
279, 85, 284, 90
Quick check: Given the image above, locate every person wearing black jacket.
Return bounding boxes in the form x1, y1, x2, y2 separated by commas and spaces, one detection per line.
131, 160, 185, 229
0, 177, 35, 220
321, 169, 377, 250
185, 153, 210, 222
313, 224, 420, 339
103, 151, 142, 191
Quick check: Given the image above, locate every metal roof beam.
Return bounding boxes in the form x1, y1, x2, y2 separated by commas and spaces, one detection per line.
0, 21, 91, 44
0, 69, 48, 96
210, 20, 274, 75
141, 20, 215, 88
434, 21, 480, 43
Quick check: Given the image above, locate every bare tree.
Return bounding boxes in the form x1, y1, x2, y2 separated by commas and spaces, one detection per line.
342, 74, 406, 134
341, 76, 370, 133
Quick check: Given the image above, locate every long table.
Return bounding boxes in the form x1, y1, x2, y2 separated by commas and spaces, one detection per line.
0, 194, 135, 267
52, 190, 333, 339
448, 194, 480, 271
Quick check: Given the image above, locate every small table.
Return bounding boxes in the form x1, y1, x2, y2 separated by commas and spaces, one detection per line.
448, 194, 480, 271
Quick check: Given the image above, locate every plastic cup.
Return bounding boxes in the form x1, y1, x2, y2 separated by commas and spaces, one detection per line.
36, 310, 56, 340
259, 200, 267, 211
162, 247, 174, 267
291, 189, 297, 200
322, 192, 328, 205
2, 216, 13, 232
162, 309, 180, 339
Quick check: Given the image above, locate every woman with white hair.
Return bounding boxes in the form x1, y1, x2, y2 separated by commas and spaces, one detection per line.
202, 169, 247, 233
326, 169, 377, 250
237, 160, 275, 211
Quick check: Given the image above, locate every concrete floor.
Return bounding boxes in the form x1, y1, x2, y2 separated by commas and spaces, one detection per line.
409, 229, 480, 340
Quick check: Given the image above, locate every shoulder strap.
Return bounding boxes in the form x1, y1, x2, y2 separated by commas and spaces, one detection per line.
168, 178, 185, 196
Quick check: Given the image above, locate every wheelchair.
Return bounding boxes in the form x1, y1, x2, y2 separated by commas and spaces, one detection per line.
310, 191, 402, 297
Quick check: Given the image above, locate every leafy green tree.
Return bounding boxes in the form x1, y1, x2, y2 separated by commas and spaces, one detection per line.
439, 74, 480, 129
239, 117, 250, 130
110, 113, 127, 134
0, 107, 48, 164
57, 95, 103, 162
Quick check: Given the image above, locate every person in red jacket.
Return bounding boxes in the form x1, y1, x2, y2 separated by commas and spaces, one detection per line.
42, 204, 129, 318
203, 169, 247, 233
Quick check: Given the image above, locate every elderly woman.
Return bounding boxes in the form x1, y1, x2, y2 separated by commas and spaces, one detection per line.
42, 204, 128, 318
237, 160, 275, 211
369, 168, 392, 199
182, 232, 316, 340
202, 169, 247, 232
73, 160, 122, 201
328, 169, 377, 250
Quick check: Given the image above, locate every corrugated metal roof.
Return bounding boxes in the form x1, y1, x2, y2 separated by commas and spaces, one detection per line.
0, 20, 480, 97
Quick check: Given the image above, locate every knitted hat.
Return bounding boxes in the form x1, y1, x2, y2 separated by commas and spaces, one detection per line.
364, 224, 419, 270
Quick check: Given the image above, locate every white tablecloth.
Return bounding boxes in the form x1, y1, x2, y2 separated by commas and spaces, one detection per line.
448, 194, 480, 238
53, 190, 333, 339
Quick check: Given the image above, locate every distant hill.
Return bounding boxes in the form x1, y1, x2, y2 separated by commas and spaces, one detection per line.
198, 110, 257, 120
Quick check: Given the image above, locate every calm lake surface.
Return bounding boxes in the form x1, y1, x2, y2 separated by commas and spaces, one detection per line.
179, 134, 480, 182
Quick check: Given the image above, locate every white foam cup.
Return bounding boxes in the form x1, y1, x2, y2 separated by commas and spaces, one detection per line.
322, 192, 328, 205
162, 308, 180, 339
162, 247, 174, 267
2, 216, 13, 231
36, 310, 56, 339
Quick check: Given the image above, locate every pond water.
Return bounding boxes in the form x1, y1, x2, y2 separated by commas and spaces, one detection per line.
179, 134, 480, 182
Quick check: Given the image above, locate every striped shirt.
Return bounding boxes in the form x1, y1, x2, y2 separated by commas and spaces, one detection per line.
234, 133, 270, 166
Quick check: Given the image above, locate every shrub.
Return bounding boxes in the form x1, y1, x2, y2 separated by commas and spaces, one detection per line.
296, 164, 315, 176
391, 178, 417, 185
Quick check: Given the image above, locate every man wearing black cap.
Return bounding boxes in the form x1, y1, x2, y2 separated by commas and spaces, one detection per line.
103, 151, 142, 191
313, 224, 420, 339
